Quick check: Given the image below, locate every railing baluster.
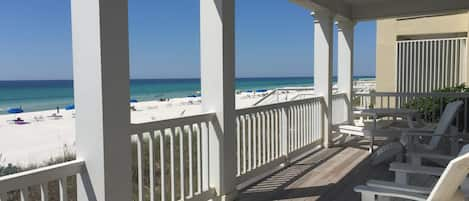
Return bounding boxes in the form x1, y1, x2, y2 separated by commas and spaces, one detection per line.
315, 101, 318, 140
149, 132, 155, 201
285, 107, 289, 154
160, 130, 167, 201
299, 105, 304, 148
306, 104, 311, 145
252, 114, 257, 168
241, 116, 247, 173
304, 104, 308, 145
266, 111, 271, 162
179, 127, 185, 200
257, 113, 262, 166
59, 177, 67, 201
262, 112, 267, 164
291, 106, 295, 151
170, 129, 176, 201
387, 96, 390, 109
247, 115, 252, 171
296, 105, 300, 150
196, 124, 201, 194
306, 104, 310, 144
40, 183, 48, 201
273, 109, 277, 159
274, 110, 279, 159
290, 106, 295, 151
307, 103, 313, 143
187, 126, 194, 198
136, 134, 144, 201
271, 110, 275, 160
20, 188, 29, 201
201, 122, 210, 192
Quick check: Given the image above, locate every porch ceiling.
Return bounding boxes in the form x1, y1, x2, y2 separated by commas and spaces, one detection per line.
290, 0, 469, 21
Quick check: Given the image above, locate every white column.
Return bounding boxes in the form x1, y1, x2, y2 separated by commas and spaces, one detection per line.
337, 19, 355, 123
200, 0, 237, 200
313, 11, 334, 148
71, 0, 132, 200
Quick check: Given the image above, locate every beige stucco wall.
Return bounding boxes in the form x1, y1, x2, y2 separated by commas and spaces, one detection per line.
376, 12, 469, 92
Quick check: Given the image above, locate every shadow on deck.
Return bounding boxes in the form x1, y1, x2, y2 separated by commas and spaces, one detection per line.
237, 137, 394, 201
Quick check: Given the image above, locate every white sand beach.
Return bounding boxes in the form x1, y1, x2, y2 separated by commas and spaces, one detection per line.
0, 92, 265, 166
0, 82, 375, 166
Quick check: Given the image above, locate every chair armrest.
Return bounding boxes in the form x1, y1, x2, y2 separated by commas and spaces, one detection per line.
402, 132, 459, 138
367, 180, 432, 194
354, 185, 427, 201
402, 128, 435, 133
406, 152, 455, 163
389, 163, 445, 176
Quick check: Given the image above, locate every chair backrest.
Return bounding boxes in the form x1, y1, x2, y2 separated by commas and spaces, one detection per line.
427, 145, 469, 201
427, 101, 463, 149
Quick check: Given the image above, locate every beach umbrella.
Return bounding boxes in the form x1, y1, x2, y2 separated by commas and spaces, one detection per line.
130, 99, 138, 103
65, 104, 75, 110
7, 108, 23, 114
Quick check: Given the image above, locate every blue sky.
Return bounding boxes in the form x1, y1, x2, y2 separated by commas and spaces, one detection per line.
0, 0, 376, 80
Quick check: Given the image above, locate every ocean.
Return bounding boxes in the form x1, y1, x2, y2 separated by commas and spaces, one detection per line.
0, 76, 374, 114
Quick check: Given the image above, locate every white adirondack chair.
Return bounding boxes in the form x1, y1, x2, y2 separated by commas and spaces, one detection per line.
367, 101, 463, 165
391, 144, 469, 186
355, 146, 469, 201
401, 101, 464, 164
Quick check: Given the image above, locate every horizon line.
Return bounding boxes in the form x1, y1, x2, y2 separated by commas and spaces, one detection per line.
0, 75, 376, 82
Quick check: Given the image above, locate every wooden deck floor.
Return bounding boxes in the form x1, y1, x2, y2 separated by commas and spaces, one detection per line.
237, 138, 394, 201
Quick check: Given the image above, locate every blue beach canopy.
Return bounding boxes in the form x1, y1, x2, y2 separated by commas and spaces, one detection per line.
187, 95, 197, 98
65, 104, 75, 110
130, 99, 138, 103
8, 108, 23, 114
256, 89, 268, 93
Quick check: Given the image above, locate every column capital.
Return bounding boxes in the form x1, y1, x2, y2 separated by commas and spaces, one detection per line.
311, 9, 334, 23
336, 19, 356, 31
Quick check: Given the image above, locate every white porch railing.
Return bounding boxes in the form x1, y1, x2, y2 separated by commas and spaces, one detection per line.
235, 97, 324, 186
353, 92, 469, 133
0, 97, 328, 201
129, 113, 218, 201
0, 160, 84, 201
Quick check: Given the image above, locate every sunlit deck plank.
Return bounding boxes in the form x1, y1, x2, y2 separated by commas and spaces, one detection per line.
238, 139, 394, 201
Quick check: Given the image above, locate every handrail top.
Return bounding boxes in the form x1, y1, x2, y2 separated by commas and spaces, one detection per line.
253, 87, 315, 106
354, 92, 469, 97
237, 96, 324, 115
130, 112, 216, 134
0, 160, 84, 193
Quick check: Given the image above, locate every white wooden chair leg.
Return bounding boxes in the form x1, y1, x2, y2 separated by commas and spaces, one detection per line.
361, 192, 376, 201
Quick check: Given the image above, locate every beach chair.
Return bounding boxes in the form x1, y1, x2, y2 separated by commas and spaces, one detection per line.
350, 101, 462, 165
34, 116, 45, 122
354, 145, 469, 201
47, 113, 64, 120
391, 143, 469, 185
400, 101, 464, 163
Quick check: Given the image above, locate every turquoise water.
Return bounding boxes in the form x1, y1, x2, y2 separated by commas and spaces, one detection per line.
0, 76, 374, 114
